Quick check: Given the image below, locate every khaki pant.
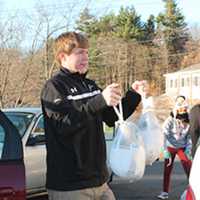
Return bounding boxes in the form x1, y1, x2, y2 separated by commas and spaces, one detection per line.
48, 183, 116, 200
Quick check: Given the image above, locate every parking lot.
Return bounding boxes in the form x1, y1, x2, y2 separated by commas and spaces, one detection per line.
31, 160, 188, 200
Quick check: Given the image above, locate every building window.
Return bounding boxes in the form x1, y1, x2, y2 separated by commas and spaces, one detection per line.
193, 77, 199, 86
170, 79, 173, 88
175, 79, 177, 88
187, 77, 190, 86
181, 78, 184, 87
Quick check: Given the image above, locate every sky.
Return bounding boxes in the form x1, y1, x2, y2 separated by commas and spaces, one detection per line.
1, 0, 200, 50
1, 0, 200, 25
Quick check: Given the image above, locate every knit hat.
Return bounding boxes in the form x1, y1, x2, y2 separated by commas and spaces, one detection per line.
170, 95, 189, 122
174, 95, 188, 115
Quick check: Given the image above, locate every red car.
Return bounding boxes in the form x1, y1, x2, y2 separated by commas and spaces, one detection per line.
0, 110, 25, 200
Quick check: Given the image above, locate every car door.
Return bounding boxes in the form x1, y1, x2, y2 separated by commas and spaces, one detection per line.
25, 115, 46, 194
0, 110, 25, 200
104, 123, 114, 176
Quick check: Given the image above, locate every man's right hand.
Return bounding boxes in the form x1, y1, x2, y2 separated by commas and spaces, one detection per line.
102, 83, 121, 107
131, 80, 149, 98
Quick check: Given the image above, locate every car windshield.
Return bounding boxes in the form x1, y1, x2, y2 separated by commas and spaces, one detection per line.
5, 112, 35, 137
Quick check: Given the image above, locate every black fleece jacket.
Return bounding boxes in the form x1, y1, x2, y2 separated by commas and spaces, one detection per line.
41, 67, 141, 191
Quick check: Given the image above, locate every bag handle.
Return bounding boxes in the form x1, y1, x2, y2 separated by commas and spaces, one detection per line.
113, 101, 124, 122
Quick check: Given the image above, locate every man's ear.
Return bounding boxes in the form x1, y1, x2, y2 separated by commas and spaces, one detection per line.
58, 52, 68, 62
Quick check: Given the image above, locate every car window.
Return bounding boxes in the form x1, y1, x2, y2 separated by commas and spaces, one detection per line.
5, 112, 35, 137
104, 123, 114, 140
32, 116, 44, 136
0, 125, 6, 158
27, 115, 45, 146
0, 111, 23, 161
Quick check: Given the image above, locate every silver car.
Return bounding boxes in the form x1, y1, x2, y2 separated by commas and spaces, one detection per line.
2, 107, 114, 198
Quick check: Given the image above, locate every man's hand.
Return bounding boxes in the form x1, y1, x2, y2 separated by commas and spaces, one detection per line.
132, 80, 150, 98
102, 83, 121, 107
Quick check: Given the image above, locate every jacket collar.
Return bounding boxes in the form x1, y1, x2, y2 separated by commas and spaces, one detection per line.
60, 67, 87, 79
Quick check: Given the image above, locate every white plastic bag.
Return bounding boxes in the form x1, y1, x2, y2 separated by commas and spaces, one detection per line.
137, 110, 163, 165
109, 102, 146, 181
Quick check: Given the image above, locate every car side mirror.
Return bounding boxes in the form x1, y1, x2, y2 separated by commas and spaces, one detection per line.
27, 136, 37, 146
27, 134, 45, 146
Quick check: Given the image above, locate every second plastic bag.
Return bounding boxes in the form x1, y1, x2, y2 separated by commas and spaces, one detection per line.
109, 102, 146, 181
137, 111, 163, 165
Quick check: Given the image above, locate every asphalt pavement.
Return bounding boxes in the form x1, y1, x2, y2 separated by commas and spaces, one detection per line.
110, 160, 188, 200
31, 160, 188, 200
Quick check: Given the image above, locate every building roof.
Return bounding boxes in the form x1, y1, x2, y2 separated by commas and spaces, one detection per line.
179, 63, 200, 72
164, 63, 200, 76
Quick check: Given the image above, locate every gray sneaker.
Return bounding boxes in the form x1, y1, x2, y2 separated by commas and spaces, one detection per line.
157, 192, 169, 199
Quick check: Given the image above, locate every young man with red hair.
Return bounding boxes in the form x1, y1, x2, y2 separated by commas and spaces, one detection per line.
41, 32, 143, 200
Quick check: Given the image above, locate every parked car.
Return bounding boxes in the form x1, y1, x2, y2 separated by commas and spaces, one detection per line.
2, 107, 115, 198
0, 110, 25, 200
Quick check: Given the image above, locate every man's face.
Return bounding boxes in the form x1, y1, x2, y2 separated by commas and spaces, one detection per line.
62, 47, 89, 74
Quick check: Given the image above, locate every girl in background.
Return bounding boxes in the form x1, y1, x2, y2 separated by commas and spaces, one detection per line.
157, 96, 192, 199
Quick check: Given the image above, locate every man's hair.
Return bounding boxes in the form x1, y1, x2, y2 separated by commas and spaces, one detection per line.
54, 32, 89, 65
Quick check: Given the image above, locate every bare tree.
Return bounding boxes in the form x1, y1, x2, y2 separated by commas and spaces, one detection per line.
0, 13, 25, 108
189, 23, 200, 41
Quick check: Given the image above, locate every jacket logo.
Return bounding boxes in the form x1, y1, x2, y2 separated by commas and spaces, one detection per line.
70, 87, 78, 93
88, 84, 94, 91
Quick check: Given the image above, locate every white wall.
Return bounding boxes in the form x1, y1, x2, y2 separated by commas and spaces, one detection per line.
165, 71, 200, 100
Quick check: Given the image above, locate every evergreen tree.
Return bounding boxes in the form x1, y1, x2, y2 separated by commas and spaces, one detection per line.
76, 6, 145, 41
114, 6, 145, 41
144, 15, 155, 44
97, 13, 116, 36
76, 8, 100, 36
157, 0, 188, 69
